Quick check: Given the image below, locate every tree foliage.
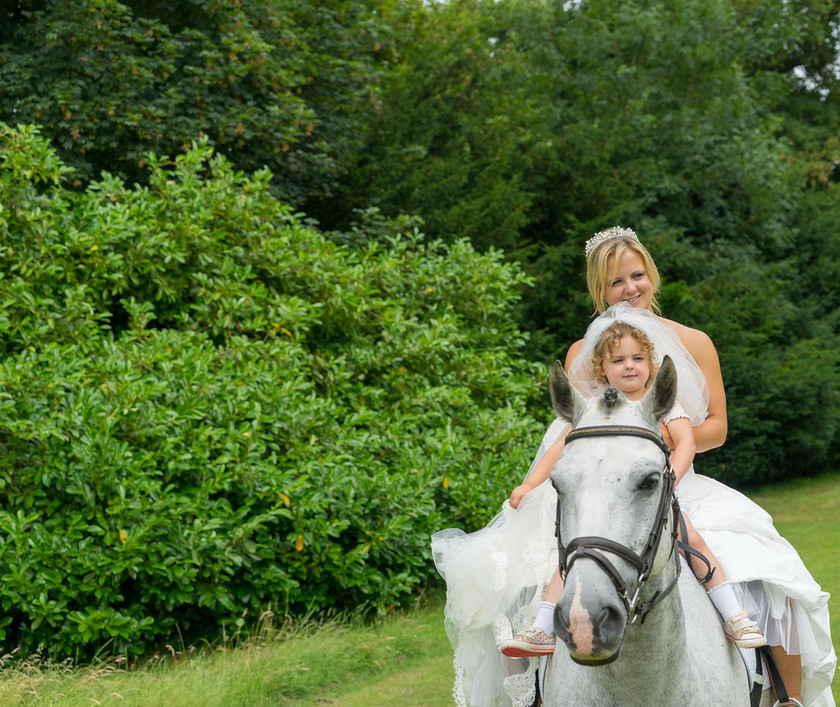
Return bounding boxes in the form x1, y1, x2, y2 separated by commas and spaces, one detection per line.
325, 0, 840, 485
0, 124, 545, 657
0, 0, 389, 204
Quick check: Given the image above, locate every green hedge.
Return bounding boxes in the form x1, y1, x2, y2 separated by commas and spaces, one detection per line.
0, 124, 546, 658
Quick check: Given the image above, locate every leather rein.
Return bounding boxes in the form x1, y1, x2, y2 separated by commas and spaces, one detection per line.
554, 425, 682, 624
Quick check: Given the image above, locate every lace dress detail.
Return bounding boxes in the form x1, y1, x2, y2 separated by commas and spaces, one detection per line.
431, 420, 560, 706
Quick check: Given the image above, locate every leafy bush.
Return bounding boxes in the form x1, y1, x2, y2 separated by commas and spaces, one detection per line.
0, 124, 546, 658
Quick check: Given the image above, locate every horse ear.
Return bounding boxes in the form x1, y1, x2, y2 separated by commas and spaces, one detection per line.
550, 360, 587, 423
641, 355, 678, 424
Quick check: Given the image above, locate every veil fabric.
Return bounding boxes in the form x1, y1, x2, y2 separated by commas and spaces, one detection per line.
567, 302, 708, 426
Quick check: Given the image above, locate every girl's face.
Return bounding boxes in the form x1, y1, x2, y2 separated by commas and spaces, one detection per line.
602, 336, 652, 400
604, 250, 654, 310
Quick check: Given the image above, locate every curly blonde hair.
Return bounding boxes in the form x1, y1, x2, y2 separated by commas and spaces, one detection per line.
591, 322, 659, 387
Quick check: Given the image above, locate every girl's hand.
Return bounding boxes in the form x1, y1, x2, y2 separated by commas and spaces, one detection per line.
509, 483, 533, 510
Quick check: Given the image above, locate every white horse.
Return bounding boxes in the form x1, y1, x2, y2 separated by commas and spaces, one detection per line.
541, 357, 770, 706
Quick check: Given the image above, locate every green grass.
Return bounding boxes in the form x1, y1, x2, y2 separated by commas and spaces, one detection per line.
0, 473, 837, 706
748, 470, 840, 704
0, 601, 455, 706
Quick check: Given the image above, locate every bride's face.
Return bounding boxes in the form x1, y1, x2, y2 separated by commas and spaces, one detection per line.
604, 250, 654, 310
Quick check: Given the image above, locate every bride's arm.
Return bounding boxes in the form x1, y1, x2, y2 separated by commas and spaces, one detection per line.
564, 339, 584, 372
680, 326, 727, 452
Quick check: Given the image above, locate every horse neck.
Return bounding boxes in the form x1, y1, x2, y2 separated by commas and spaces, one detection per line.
623, 559, 688, 669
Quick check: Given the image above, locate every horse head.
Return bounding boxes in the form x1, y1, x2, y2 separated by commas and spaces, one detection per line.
548, 356, 678, 665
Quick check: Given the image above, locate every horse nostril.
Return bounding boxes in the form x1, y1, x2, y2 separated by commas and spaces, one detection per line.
596, 605, 624, 643
553, 602, 571, 637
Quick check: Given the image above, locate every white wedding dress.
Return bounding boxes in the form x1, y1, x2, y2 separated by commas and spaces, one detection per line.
431, 303, 836, 707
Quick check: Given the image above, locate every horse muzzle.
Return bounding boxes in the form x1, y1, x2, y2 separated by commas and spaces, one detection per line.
554, 568, 628, 665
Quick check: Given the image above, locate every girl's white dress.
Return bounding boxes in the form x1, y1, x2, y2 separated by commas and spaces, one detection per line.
431, 303, 836, 707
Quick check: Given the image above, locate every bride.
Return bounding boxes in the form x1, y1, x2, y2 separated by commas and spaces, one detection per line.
431, 227, 835, 706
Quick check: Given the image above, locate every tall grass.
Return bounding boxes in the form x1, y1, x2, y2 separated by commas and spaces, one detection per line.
0, 474, 837, 706
0, 599, 453, 706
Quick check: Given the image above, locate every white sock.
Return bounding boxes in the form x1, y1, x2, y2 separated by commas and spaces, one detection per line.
534, 601, 555, 635
707, 582, 743, 621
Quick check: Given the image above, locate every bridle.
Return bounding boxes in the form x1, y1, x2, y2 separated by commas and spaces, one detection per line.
553, 425, 681, 624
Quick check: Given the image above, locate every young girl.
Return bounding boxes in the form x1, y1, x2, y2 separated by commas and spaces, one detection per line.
498, 321, 765, 657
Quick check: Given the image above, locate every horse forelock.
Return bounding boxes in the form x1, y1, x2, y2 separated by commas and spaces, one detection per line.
600, 387, 622, 413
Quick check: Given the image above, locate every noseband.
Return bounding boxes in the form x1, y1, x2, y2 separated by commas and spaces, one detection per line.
554, 425, 681, 624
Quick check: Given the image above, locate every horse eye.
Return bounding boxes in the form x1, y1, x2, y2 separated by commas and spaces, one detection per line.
637, 473, 660, 491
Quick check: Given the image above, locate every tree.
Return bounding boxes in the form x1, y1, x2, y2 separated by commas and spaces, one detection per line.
315, 0, 549, 251
0, 0, 389, 204
327, 0, 840, 484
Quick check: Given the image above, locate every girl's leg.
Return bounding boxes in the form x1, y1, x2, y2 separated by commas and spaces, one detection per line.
679, 512, 725, 588
543, 566, 564, 603
498, 569, 565, 657
679, 513, 766, 648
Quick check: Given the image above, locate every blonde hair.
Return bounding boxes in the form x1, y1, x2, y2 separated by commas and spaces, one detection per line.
591, 322, 659, 387
586, 232, 661, 314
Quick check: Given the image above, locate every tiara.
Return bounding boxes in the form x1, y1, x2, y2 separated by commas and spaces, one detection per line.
584, 227, 639, 258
